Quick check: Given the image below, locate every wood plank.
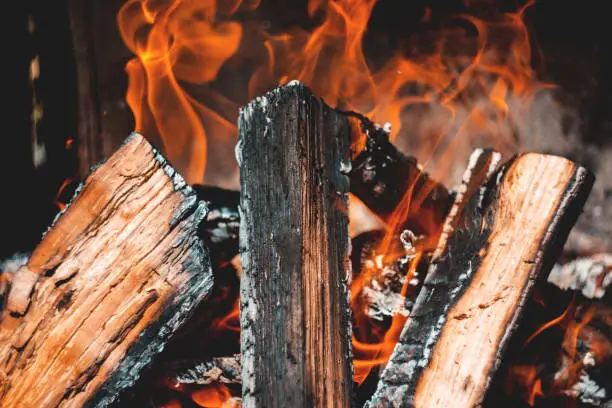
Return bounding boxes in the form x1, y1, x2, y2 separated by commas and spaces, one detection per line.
0, 133, 213, 408
238, 82, 353, 408
366, 153, 594, 408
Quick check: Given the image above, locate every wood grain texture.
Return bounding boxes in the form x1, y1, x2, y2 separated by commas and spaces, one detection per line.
238, 83, 353, 408
366, 153, 594, 408
0, 133, 213, 408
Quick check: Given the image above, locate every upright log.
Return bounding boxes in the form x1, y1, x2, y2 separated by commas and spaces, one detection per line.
238, 82, 353, 407
367, 153, 594, 408
0, 134, 213, 408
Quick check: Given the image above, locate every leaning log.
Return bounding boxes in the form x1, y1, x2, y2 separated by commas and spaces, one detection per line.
238, 82, 353, 407
0, 133, 213, 408
366, 153, 594, 408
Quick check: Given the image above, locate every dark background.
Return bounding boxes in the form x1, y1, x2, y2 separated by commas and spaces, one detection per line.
1, 0, 611, 257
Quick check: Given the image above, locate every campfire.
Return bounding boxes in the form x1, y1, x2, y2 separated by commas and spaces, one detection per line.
1, 0, 611, 407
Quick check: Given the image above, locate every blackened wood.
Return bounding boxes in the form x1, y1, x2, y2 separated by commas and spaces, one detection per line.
432, 148, 501, 261
238, 82, 353, 408
193, 185, 240, 266
349, 125, 450, 237
0, 133, 213, 408
366, 153, 594, 408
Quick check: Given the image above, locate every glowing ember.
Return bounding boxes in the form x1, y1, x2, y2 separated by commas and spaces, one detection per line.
192, 384, 232, 407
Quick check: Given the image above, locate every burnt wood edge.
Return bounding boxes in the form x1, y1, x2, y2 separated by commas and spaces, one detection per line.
48, 133, 215, 408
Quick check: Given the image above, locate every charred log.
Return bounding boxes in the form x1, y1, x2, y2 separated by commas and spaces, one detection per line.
432, 148, 501, 261
366, 153, 594, 408
0, 134, 213, 408
348, 122, 450, 237
238, 83, 353, 407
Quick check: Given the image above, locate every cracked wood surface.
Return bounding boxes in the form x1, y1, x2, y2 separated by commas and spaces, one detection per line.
366, 153, 594, 408
0, 133, 213, 408
238, 83, 353, 407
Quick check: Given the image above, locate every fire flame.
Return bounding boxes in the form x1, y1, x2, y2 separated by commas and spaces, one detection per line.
117, 0, 553, 405
118, 0, 544, 185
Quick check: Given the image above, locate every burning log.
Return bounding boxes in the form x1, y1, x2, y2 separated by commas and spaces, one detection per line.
348, 122, 450, 236
367, 153, 594, 408
0, 133, 213, 408
238, 82, 353, 407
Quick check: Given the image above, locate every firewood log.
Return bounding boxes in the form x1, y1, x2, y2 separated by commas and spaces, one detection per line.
0, 133, 213, 408
366, 153, 594, 408
348, 123, 450, 237
238, 82, 353, 407
432, 148, 501, 261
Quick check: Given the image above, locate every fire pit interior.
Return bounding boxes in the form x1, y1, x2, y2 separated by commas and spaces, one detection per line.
1, 0, 611, 407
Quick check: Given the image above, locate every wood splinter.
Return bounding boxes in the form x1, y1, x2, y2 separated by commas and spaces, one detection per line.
366, 153, 594, 408
0, 133, 213, 408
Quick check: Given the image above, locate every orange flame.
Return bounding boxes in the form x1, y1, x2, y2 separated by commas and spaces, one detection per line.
118, 0, 248, 183
119, 0, 545, 185
523, 294, 575, 348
